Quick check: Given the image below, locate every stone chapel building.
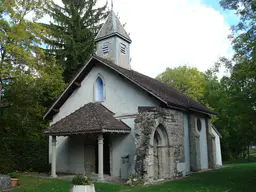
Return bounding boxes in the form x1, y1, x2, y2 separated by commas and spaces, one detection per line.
44, 10, 222, 182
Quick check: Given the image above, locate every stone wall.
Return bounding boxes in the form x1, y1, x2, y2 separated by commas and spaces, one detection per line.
189, 114, 216, 171
189, 114, 201, 171
134, 107, 184, 182
206, 118, 217, 169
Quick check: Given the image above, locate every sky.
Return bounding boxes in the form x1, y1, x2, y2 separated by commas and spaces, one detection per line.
51, 0, 238, 78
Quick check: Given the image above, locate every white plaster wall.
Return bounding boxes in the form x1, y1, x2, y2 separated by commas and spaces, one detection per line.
212, 128, 222, 166
111, 118, 137, 178
49, 136, 69, 173
198, 118, 208, 169
117, 38, 130, 69
49, 64, 160, 175
51, 64, 160, 124
96, 37, 115, 64
183, 114, 190, 173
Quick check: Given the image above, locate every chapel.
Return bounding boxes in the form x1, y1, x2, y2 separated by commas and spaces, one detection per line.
44, 9, 222, 182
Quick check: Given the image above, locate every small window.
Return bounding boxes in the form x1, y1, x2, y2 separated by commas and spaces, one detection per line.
95, 77, 104, 101
197, 119, 202, 132
102, 42, 109, 55
120, 43, 126, 54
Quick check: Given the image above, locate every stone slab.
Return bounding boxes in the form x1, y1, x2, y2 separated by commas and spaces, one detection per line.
0, 174, 11, 190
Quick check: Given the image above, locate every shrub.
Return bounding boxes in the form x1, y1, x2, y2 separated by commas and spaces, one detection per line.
72, 174, 92, 185
0, 137, 49, 174
8, 172, 20, 178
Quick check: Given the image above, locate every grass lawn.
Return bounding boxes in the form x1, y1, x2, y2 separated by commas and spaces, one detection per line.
13, 162, 256, 192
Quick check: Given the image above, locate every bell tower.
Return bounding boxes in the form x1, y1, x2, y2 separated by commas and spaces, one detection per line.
95, 10, 132, 70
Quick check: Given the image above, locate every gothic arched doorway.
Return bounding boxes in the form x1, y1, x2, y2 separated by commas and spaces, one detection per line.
153, 124, 169, 180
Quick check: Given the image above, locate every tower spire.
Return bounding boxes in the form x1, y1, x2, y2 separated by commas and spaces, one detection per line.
95, 7, 132, 70
111, 0, 113, 10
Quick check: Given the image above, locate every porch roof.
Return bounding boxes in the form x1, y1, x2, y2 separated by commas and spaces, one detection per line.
44, 102, 131, 136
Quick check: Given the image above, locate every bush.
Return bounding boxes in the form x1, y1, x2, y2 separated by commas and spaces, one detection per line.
0, 137, 50, 174
8, 172, 20, 178
72, 174, 92, 185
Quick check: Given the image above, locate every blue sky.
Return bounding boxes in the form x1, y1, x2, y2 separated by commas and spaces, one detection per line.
202, 0, 239, 56
202, 0, 239, 26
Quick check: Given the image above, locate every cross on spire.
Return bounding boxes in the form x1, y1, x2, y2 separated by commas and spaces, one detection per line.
111, 0, 113, 10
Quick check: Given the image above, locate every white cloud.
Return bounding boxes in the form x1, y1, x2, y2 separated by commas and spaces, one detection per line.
49, 0, 232, 77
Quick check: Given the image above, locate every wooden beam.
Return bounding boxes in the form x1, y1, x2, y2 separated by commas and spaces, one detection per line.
74, 82, 81, 87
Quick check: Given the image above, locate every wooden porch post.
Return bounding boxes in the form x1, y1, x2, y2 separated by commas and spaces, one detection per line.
98, 134, 104, 181
51, 135, 57, 178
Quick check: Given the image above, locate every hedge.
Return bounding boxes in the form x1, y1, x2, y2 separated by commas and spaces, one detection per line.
0, 137, 50, 174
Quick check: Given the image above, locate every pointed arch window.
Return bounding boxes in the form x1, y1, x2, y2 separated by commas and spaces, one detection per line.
94, 76, 104, 102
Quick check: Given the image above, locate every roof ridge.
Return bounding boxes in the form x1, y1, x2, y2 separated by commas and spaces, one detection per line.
112, 10, 117, 33
120, 66, 206, 108
93, 56, 214, 114
44, 56, 215, 120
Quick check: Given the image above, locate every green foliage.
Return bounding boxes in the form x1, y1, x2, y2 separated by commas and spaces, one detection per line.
8, 172, 21, 178
0, 0, 53, 82
217, 0, 256, 158
0, 0, 65, 139
204, 58, 256, 160
206, 0, 256, 160
220, 0, 256, 60
72, 174, 92, 185
156, 61, 256, 160
0, 137, 50, 174
0, 0, 66, 139
155, 1, 256, 159
0, 63, 65, 138
42, 0, 108, 82
156, 66, 207, 105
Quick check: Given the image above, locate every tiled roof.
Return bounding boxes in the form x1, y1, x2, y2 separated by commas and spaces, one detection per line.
44, 56, 215, 120
95, 10, 131, 43
44, 102, 131, 135
94, 55, 215, 114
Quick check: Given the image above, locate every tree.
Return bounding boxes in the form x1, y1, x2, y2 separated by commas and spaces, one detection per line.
220, 0, 256, 60
156, 66, 207, 105
0, 0, 51, 106
156, 62, 256, 160
0, 0, 65, 138
1, 61, 65, 139
42, 0, 108, 82
205, 57, 256, 160
220, 0, 256, 160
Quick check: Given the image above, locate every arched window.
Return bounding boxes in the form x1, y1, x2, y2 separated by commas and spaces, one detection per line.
94, 76, 104, 101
